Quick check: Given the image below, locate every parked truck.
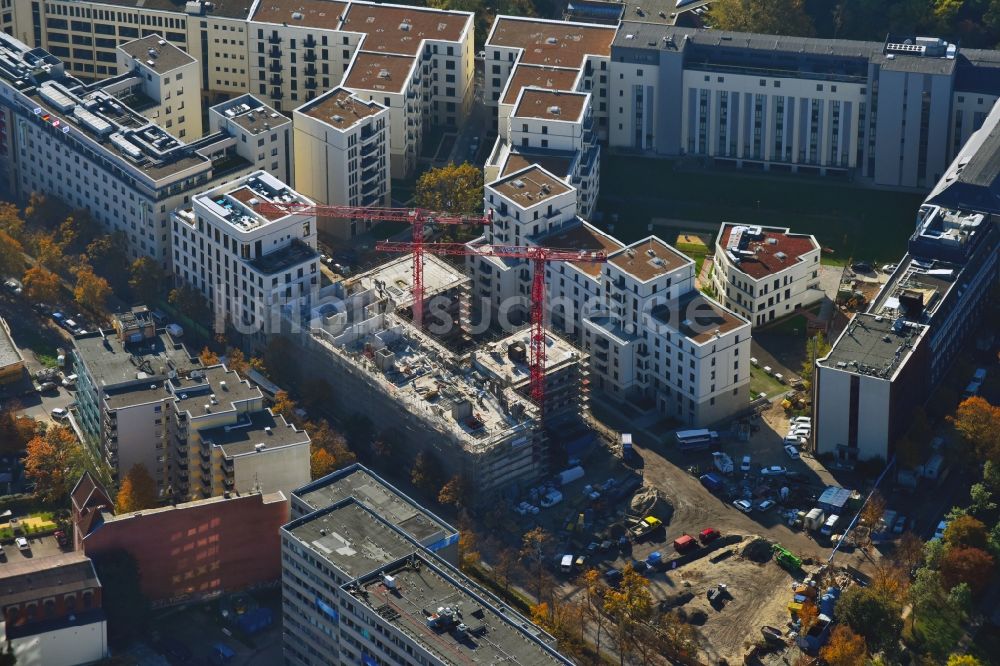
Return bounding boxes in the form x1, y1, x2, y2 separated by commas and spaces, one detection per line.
557, 466, 585, 486
629, 516, 663, 540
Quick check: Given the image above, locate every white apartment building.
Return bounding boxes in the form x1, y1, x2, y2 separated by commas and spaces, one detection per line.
208, 94, 292, 184
485, 16, 614, 139
172, 171, 320, 342
292, 86, 389, 217
469, 164, 751, 426
115, 35, 202, 140
711, 224, 823, 327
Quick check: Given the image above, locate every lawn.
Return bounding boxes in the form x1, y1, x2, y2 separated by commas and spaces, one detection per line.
750, 365, 787, 400
598, 155, 925, 266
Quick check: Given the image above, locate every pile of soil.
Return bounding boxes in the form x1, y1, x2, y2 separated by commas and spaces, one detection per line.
741, 537, 774, 563
630, 487, 674, 523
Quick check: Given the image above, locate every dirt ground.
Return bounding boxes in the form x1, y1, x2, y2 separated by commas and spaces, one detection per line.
661, 537, 817, 665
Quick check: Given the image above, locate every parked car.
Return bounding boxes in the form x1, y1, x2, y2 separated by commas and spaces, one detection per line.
699, 528, 721, 544
790, 416, 811, 425
757, 499, 776, 512
760, 466, 787, 477
54, 530, 68, 547
740, 455, 751, 473
732, 499, 753, 513
15, 537, 29, 552
61, 374, 77, 388
882, 263, 898, 274
50, 407, 68, 420
4, 278, 22, 294
37, 382, 57, 393
783, 435, 805, 447
933, 520, 948, 540
852, 261, 873, 273
784, 445, 801, 460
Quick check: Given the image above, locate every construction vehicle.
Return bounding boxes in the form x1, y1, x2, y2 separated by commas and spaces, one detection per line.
628, 516, 663, 540
772, 544, 802, 571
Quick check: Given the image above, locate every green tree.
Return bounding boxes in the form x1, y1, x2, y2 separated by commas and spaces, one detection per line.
800, 332, 831, 388
91, 549, 149, 647
128, 257, 165, 304
0, 230, 24, 280
414, 162, 484, 214
909, 568, 967, 660
708, 0, 815, 36
85, 234, 130, 294
115, 464, 159, 513
74, 265, 112, 314
169, 284, 212, 323
947, 655, 983, 666
835, 585, 902, 655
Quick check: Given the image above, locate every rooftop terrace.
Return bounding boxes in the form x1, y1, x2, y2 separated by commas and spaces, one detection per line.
488, 16, 615, 68
196, 171, 311, 230
212, 95, 290, 135
536, 220, 623, 277
500, 149, 574, 180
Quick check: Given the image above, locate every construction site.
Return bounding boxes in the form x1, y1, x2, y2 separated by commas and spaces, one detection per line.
291, 251, 594, 504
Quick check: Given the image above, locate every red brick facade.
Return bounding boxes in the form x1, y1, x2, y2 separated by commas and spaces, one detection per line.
78, 491, 288, 607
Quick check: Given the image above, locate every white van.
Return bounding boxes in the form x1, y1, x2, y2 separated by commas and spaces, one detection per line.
820, 514, 840, 536
560, 554, 573, 573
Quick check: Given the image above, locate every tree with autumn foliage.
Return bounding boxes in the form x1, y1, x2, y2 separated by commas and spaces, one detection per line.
835, 585, 902, 655
169, 284, 212, 323
708, 0, 815, 36
947, 655, 984, 666
438, 474, 470, 508
199, 347, 220, 365
860, 489, 887, 545
944, 515, 990, 551
24, 426, 86, 503
582, 568, 609, 655
271, 390, 298, 424
115, 464, 159, 513
951, 396, 1000, 464
306, 420, 356, 469
797, 599, 820, 633
74, 265, 112, 314
0, 404, 36, 454
310, 446, 337, 479
520, 526, 554, 601
820, 624, 867, 666
940, 546, 995, 594
414, 162, 484, 214
602, 564, 654, 666
22, 265, 60, 303
456, 521, 479, 571
0, 229, 24, 279
34, 234, 65, 274
410, 450, 441, 493
0, 201, 25, 240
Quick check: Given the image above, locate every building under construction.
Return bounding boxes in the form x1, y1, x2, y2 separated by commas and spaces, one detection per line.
291, 253, 589, 503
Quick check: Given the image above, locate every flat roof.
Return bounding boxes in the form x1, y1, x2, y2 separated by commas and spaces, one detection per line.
286, 500, 417, 578
297, 87, 383, 129
250, 0, 350, 29
352, 555, 572, 665
514, 88, 587, 122
488, 17, 615, 68
502, 64, 580, 105
609, 237, 689, 281
0, 552, 100, 606
200, 409, 309, 457
0, 316, 23, 370
213, 95, 290, 134
196, 171, 311, 231
537, 220, 623, 276
717, 224, 819, 280
89, 0, 252, 19
118, 35, 195, 71
819, 313, 924, 377
490, 165, 572, 207
343, 51, 414, 93
343, 3, 469, 56
501, 151, 574, 179
347, 253, 467, 305
294, 464, 454, 544
74, 330, 199, 393
169, 364, 262, 415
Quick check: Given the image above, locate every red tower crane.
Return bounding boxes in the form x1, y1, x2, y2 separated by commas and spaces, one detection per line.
255, 201, 492, 328
376, 240, 608, 408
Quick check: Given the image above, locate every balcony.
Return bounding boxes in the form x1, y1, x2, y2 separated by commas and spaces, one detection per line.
305, 79, 317, 90
270, 75, 283, 86
200, 474, 211, 486
304, 65, 317, 77
268, 34, 281, 44
361, 167, 379, 183
269, 62, 282, 72
271, 89, 284, 100
199, 449, 211, 463
303, 36, 316, 48
303, 51, 317, 62
268, 47, 281, 58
